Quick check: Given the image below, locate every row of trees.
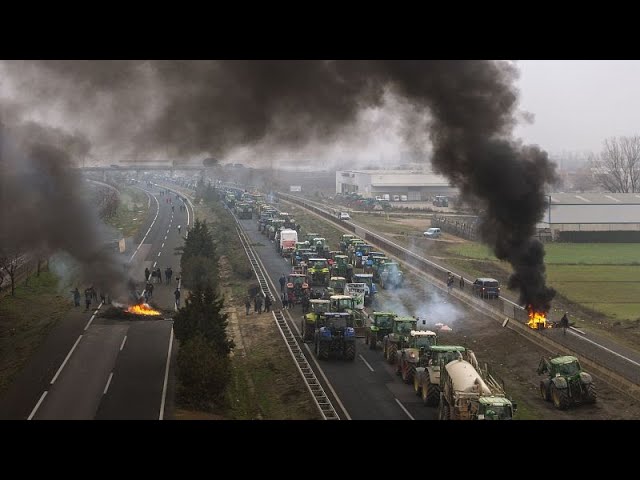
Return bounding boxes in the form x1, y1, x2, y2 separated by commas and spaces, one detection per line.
173, 212, 234, 411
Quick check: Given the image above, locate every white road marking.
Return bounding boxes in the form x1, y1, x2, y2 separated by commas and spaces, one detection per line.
153, 261, 157, 268
103, 372, 114, 394
161, 243, 165, 248
164, 236, 167, 240
359, 354, 375, 372
120, 335, 127, 351
159, 327, 174, 420
28, 391, 48, 420
605, 195, 621, 202
129, 190, 160, 262
50, 335, 83, 385
395, 398, 415, 420
166, 229, 169, 234
157, 252, 161, 257
575, 195, 591, 202
84, 314, 96, 331
568, 329, 640, 367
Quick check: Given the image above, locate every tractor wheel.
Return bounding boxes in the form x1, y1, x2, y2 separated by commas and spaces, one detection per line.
318, 342, 329, 361
425, 381, 440, 407
414, 375, 421, 396
387, 343, 397, 364
439, 402, 450, 420
402, 364, 415, 384
369, 335, 376, 350
364, 332, 369, 345
551, 384, 570, 410
344, 342, 356, 361
540, 381, 550, 402
585, 383, 597, 404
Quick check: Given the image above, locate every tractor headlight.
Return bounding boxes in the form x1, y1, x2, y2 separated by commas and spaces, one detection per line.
345, 327, 355, 337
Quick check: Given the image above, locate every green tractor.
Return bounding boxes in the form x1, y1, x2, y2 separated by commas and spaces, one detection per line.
330, 255, 353, 282
308, 258, 330, 287
414, 345, 468, 407
301, 299, 330, 343
538, 356, 597, 410
235, 202, 253, 219
312, 237, 330, 257
364, 311, 396, 350
339, 234, 356, 252
382, 316, 417, 364
371, 256, 390, 282
305, 233, 320, 244
314, 312, 356, 361
396, 330, 438, 384
326, 276, 347, 296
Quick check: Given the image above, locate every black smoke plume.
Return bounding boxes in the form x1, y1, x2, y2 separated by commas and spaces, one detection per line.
1, 60, 557, 310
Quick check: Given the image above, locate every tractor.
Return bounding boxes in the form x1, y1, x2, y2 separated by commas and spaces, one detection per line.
371, 256, 390, 282
339, 234, 356, 253
382, 316, 417, 364
286, 273, 309, 305
396, 330, 438, 384
312, 237, 330, 257
414, 345, 468, 406
352, 243, 372, 269
326, 276, 347, 296
538, 356, 596, 409
305, 233, 320, 244
314, 312, 356, 361
330, 255, 353, 282
353, 273, 376, 306
308, 258, 330, 287
365, 311, 396, 350
378, 262, 404, 289
301, 299, 330, 343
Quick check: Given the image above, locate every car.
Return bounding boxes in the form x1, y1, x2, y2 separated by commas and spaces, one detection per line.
472, 278, 501, 299
423, 227, 441, 238
339, 212, 351, 220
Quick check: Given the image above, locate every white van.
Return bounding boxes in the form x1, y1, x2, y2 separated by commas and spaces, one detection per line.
382, 194, 390, 201
424, 227, 441, 239
400, 195, 408, 202
393, 195, 400, 202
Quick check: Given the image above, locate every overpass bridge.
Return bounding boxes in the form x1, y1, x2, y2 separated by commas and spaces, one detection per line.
77, 164, 206, 181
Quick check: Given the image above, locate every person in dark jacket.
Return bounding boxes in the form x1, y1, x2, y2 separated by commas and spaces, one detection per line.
279, 274, 286, 293
264, 294, 272, 312
560, 312, 569, 335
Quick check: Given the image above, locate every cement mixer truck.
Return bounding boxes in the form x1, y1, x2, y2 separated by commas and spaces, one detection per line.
439, 359, 517, 420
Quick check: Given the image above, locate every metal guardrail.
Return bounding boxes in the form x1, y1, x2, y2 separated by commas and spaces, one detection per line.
278, 192, 640, 401
226, 205, 339, 420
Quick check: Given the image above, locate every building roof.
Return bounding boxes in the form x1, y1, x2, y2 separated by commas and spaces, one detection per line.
338, 170, 452, 187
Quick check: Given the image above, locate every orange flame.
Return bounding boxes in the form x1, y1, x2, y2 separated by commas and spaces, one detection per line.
126, 303, 161, 316
527, 306, 549, 330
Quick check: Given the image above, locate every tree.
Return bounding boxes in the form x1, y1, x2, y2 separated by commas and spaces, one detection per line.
181, 255, 218, 290
0, 248, 20, 296
179, 219, 216, 262
594, 136, 640, 193
173, 283, 234, 355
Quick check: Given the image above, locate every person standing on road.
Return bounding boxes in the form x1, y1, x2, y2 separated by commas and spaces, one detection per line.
245, 296, 251, 316
281, 292, 288, 310
560, 312, 569, 335
256, 294, 263, 313
84, 288, 92, 310
178, 225, 181, 234
459, 276, 465, 289
174, 288, 181, 308
279, 274, 286, 293
144, 267, 150, 282
71, 287, 81, 307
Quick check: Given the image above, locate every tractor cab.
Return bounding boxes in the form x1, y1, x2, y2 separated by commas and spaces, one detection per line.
305, 233, 320, 244
302, 299, 331, 342
327, 276, 347, 296
329, 294, 356, 313
340, 234, 356, 252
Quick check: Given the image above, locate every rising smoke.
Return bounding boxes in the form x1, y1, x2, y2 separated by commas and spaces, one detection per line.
0, 60, 557, 309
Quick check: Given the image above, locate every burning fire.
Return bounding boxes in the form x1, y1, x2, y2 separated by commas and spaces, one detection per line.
527, 306, 549, 330
126, 303, 161, 316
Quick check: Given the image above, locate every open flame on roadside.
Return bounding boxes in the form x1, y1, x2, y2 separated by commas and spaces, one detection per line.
126, 303, 161, 316
527, 305, 549, 330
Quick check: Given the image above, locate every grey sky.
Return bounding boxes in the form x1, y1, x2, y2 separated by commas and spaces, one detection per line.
514, 60, 640, 155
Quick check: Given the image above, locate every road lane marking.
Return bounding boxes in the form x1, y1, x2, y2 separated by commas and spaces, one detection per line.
159, 327, 174, 420
153, 261, 157, 268
129, 190, 160, 262
50, 335, 83, 385
161, 243, 164, 248
28, 391, 48, 420
359, 354, 375, 372
103, 372, 114, 394
164, 236, 167, 240
157, 252, 161, 257
395, 398, 415, 420
84, 314, 96, 331
166, 229, 169, 234
120, 335, 127, 351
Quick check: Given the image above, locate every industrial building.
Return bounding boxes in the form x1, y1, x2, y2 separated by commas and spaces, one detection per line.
336, 169, 456, 200
540, 193, 640, 241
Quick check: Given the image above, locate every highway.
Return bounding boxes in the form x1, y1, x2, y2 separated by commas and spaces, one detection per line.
0, 183, 190, 420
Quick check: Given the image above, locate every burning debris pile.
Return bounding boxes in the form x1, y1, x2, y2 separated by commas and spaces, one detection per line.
100, 302, 162, 319
527, 306, 550, 330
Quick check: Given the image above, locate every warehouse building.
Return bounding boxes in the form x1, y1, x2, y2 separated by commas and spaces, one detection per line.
540, 193, 640, 241
336, 169, 456, 200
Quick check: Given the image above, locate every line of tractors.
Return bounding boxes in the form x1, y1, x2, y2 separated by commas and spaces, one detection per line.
221, 186, 598, 418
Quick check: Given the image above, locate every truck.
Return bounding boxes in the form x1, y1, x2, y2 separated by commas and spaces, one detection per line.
278, 229, 298, 257
439, 359, 517, 420
433, 195, 449, 207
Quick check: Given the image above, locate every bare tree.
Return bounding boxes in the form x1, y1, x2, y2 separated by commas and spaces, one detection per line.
0, 248, 21, 296
594, 136, 640, 193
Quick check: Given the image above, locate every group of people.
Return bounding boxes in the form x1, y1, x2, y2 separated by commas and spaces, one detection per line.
244, 292, 273, 315
145, 267, 174, 285
71, 286, 109, 310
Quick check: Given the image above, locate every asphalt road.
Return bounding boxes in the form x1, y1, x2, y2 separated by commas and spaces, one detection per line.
0, 183, 189, 420
238, 217, 437, 420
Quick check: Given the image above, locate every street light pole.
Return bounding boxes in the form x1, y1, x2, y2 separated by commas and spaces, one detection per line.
547, 194, 551, 225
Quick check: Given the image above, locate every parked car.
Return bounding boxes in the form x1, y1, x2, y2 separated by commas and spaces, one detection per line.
393, 195, 400, 202
423, 227, 441, 238
472, 278, 501, 299
339, 212, 351, 220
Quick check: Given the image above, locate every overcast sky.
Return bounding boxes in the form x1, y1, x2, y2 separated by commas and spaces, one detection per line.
514, 60, 640, 155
